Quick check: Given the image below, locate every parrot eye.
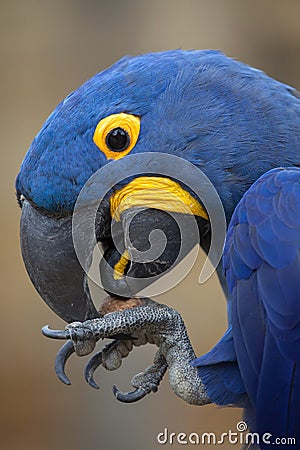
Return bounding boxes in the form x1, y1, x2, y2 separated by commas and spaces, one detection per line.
93, 113, 140, 160
106, 127, 130, 152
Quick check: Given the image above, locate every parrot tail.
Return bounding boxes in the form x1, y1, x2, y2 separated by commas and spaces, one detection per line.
255, 328, 300, 449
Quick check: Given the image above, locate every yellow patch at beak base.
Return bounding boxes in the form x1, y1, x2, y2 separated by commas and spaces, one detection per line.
113, 249, 130, 280
110, 176, 208, 222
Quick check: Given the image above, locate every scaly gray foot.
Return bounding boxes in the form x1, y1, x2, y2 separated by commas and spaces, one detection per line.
42, 298, 211, 405
113, 349, 168, 403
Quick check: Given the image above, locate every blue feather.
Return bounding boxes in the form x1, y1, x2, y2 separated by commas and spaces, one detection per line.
222, 167, 300, 443
256, 330, 300, 447
233, 223, 261, 270
192, 327, 247, 406
16, 50, 300, 218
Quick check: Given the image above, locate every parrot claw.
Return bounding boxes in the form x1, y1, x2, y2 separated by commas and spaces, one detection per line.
55, 340, 75, 385
84, 338, 136, 389
42, 323, 97, 356
84, 351, 102, 389
112, 384, 147, 403
42, 324, 70, 339
111, 349, 168, 402
42, 301, 210, 405
43, 320, 138, 390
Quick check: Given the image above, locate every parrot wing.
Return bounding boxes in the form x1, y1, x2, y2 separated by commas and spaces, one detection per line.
224, 167, 300, 442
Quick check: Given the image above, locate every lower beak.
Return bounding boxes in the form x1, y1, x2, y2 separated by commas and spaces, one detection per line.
20, 201, 99, 323
99, 207, 203, 298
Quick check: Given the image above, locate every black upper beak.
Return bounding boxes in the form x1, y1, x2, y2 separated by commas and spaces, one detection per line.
19, 198, 210, 321
20, 201, 99, 323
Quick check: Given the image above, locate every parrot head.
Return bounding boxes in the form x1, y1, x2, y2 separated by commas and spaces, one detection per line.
16, 50, 300, 323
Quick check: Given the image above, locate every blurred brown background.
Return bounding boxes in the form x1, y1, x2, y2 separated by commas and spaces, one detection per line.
1, 1, 299, 449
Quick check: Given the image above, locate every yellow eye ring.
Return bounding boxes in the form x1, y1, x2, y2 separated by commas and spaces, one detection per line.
93, 113, 140, 160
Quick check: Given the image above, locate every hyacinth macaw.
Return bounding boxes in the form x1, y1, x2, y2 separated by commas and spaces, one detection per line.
16, 50, 300, 448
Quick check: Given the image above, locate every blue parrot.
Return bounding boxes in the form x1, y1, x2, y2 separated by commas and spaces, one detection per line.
16, 50, 300, 448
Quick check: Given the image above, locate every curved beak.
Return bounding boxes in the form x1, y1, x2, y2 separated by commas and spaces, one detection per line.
99, 207, 206, 298
20, 201, 99, 323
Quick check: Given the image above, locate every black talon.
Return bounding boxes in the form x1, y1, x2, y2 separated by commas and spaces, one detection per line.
55, 340, 75, 385
84, 351, 103, 389
112, 384, 147, 403
42, 325, 70, 339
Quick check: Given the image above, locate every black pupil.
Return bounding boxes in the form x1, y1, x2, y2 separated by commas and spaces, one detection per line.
106, 127, 130, 152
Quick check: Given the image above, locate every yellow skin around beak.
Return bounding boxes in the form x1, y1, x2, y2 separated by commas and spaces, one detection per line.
110, 176, 208, 279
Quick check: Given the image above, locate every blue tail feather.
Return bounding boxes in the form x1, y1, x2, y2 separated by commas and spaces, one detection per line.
192, 327, 247, 406
256, 329, 300, 448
